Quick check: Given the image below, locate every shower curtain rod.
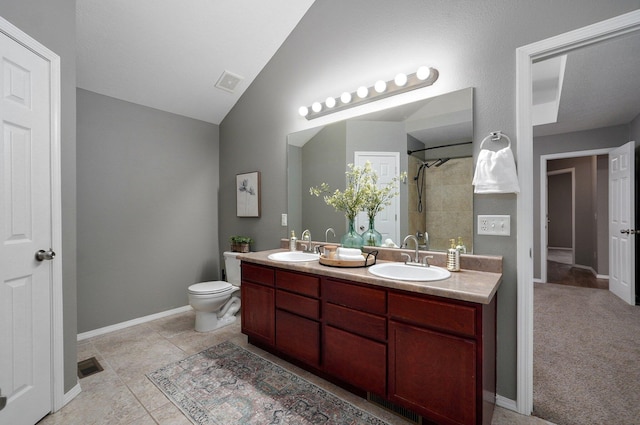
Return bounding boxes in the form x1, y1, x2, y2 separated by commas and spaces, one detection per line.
407, 140, 472, 156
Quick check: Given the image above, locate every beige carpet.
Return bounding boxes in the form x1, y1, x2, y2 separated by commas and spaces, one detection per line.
534, 282, 640, 425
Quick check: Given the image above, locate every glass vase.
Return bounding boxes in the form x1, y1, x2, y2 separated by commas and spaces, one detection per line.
361, 218, 382, 247
340, 218, 364, 248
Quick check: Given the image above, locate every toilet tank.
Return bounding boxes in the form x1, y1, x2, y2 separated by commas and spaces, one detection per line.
223, 251, 242, 286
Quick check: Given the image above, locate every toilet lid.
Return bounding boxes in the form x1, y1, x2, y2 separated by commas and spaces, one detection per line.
188, 281, 233, 295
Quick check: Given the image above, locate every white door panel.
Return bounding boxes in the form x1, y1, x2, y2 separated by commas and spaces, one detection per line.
354, 152, 400, 244
0, 30, 52, 425
609, 141, 635, 305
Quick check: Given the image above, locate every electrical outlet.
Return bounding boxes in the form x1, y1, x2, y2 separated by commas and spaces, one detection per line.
477, 215, 511, 236
281, 213, 287, 226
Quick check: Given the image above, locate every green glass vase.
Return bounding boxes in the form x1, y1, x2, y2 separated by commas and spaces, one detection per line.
361, 218, 382, 246
340, 218, 364, 248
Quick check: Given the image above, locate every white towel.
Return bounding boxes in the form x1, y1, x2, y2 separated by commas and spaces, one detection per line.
337, 254, 364, 261
472, 147, 520, 194
336, 247, 362, 257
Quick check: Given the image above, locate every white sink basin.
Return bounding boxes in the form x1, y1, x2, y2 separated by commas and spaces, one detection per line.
267, 251, 320, 262
368, 262, 451, 282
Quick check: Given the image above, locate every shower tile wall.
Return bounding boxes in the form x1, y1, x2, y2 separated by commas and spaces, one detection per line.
408, 156, 473, 252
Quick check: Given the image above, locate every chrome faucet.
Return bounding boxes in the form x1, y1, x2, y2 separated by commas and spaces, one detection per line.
301, 229, 313, 252
402, 234, 420, 263
325, 227, 336, 242
402, 234, 432, 267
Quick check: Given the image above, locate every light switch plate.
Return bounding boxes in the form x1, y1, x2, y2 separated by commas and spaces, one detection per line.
477, 215, 511, 236
281, 213, 287, 226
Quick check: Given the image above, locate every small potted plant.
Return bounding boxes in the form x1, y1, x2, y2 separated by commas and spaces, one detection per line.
229, 235, 253, 253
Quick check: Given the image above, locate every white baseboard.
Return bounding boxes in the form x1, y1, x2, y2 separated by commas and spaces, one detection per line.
60, 382, 82, 410
596, 273, 609, 279
495, 394, 518, 412
77, 305, 193, 341
533, 278, 544, 283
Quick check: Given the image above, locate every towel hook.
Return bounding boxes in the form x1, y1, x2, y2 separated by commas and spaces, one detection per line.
480, 131, 511, 150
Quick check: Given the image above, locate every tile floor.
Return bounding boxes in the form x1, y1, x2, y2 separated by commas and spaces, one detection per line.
38, 310, 551, 425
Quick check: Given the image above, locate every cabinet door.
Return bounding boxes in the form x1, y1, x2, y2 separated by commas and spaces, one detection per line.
389, 321, 476, 425
324, 325, 386, 396
275, 309, 320, 367
241, 281, 275, 346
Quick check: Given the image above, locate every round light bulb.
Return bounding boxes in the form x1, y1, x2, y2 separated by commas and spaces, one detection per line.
374, 80, 387, 93
394, 73, 408, 86
357, 86, 368, 98
340, 92, 352, 104
416, 66, 431, 81
312, 102, 322, 113
298, 106, 309, 117
325, 97, 336, 108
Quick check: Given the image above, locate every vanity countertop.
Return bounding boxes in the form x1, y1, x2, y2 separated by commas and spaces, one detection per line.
236, 248, 502, 305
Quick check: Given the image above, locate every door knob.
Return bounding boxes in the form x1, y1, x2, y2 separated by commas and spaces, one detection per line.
0, 387, 6, 411
620, 229, 637, 235
35, 249, 56, 261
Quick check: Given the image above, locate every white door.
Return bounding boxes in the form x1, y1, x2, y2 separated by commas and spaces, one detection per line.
609, 141, 636, 305
0, 30, 53, 425
354, 152, 400, 245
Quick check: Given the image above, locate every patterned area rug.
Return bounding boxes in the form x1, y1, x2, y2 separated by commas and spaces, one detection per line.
147, 341, 390, 425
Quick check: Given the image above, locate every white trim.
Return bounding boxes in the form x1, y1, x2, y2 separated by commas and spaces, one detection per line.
61, 383, 82, 408
77, 305, 193, 341
516, 10, 640, 416
543, 167, 575, 282
0, 16, 65, 413
495, 395, 518, 412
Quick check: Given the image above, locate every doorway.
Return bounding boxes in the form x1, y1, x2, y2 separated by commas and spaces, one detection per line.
516, 10, 640, 416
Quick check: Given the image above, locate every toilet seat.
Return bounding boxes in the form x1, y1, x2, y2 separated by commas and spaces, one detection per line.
188, 281, 233, 295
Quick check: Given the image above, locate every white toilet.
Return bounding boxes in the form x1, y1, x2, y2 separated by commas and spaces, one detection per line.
188, 251, 241, 332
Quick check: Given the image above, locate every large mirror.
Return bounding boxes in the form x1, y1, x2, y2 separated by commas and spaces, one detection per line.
287, 87, 474, 252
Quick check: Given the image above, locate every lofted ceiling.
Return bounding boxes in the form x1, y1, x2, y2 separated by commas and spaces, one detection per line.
533, 30, 640, 137
76, 0, 315, 125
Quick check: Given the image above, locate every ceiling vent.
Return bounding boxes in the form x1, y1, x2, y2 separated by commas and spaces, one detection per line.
215, 70, 243, 93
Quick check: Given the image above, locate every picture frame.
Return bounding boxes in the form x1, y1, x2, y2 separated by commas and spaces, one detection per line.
236, 171, 261, 217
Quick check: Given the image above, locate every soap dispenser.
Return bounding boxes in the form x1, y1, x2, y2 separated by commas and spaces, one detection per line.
289, 231, 297, 251
456, 236, 467, 254
447, 239, 460, 272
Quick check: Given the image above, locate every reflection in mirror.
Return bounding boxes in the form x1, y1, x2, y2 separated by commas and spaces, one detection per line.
288, 87, 474, 252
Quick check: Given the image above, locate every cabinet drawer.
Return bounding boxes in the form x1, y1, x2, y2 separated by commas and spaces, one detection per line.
276, 270, 320, 297
324, 325, 386, 396
276, 310, 320, 367
242, 263, 274, 286
324, 279, 386, 315
324, 303, 386, 341
388, 292, 476, 337
276, 290, 320, 320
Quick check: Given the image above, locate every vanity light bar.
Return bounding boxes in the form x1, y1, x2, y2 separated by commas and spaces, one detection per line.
299, 66, 439, 120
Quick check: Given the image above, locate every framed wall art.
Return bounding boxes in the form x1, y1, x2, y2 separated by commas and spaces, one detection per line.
236, 171, 261, 217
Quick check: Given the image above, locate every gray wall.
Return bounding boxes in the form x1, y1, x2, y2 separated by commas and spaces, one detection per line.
300, 122, 347, 239
0, 0, 77, 392
596, 155, 609, 275
534, 124, 630, 279
77, 89, 220, 332
219, 0, 640, 400
547, 172, 573, 248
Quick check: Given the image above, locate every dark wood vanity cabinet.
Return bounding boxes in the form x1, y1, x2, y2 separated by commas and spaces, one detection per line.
323, 278, 387, 396
241, 262, 496, 425
240, 263, 275, 345
388, 292, 496, 425
274, 270, 321, 367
